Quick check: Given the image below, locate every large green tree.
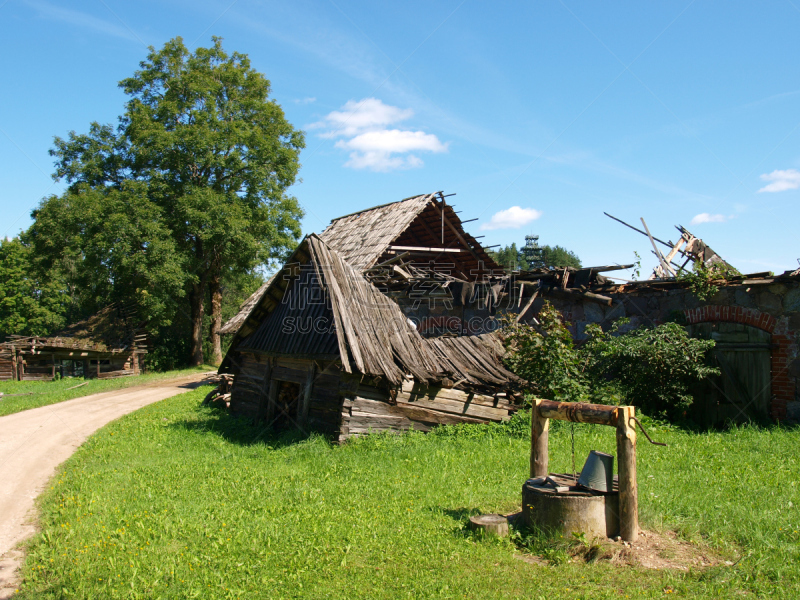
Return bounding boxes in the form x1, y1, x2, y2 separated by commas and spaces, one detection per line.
0, 238, 68, 340
541, 244, 581, 269
25, 182, 184, 332
37, 37, 305, 365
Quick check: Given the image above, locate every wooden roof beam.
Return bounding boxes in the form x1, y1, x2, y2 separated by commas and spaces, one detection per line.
388, 245, 464, 253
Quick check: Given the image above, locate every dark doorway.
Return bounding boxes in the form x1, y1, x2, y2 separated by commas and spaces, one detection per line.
273, 381, 301, 429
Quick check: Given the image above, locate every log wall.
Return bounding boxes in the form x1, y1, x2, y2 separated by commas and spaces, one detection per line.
229, 352, 269, 419
230, 352, 519, 441
0, 347, 141, 381
229, 354, 345, 434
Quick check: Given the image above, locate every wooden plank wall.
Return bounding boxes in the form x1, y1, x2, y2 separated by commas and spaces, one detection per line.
307, 364, 343, 434
1, 349, 140, 382
338, 379, 515, 442
230, 354, 345, 434
0, 350, 16, 381
96, 356, 135, 378
21, 356, 55, 381
0, 362, 13, 381
230, 352, 270, 419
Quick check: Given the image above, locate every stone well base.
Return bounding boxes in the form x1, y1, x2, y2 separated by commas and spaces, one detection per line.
522, 478, 619, 539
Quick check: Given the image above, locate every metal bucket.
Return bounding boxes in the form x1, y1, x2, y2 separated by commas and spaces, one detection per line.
577, 450, 614, 492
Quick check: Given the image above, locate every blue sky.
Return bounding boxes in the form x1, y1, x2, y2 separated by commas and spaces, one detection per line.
2, 0, 799, 277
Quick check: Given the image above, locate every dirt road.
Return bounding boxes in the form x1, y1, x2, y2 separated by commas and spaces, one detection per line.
0, 374, 211, 597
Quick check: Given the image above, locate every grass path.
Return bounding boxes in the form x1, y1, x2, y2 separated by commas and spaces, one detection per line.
0, 366, 216, 417
15, 389, 800, 599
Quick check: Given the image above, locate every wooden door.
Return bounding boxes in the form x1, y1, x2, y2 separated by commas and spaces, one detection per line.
690, 322, 772, 425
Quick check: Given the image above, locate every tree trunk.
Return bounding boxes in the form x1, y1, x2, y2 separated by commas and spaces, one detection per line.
190, 279, 206, 366
209, 268, 223, 366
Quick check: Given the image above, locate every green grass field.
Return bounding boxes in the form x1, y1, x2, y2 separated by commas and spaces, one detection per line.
15, 389, 800, 599
0, 366, 215, 417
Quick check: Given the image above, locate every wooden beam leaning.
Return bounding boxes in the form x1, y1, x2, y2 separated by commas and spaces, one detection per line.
546, 287, 613, 306
640, 217, 675, 278
616, 406, 638, 542
530, 398, 549, 478
515, 290, 539, 324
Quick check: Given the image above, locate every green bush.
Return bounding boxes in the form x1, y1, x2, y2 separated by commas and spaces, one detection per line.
504, 302, 719, 421
503, 304, 590, 403
583, 319, 719, 420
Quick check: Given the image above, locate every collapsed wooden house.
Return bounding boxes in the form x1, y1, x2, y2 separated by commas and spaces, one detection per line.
220, 198, 800, 429
219, 193, 525, 441
0, 304, 147, 381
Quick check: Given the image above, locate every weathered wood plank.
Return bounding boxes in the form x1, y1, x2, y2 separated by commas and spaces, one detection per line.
395, 394, 509, 420
400, 381, 511, 408
531, 398, 549, 478
298, 363, 315, 429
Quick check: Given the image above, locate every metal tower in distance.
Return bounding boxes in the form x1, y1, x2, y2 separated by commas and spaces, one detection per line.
522, 234, 545, 269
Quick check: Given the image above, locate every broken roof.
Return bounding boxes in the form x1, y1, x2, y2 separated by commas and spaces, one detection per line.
319, 191, 502, 273
220, 191, 503, 336
225, 234, 520, 390
319, 193, 434, 270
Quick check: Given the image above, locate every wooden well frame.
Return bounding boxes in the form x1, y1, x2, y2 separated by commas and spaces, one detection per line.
530, 398, 638, 542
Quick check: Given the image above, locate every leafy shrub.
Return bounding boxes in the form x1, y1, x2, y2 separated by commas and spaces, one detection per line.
583, 319, 719, 420
503, 304, 591, 403
503, 302, 719, 421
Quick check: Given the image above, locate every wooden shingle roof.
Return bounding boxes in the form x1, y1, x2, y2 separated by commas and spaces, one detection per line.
318, 193, 434, 270
319, 191, 502, 275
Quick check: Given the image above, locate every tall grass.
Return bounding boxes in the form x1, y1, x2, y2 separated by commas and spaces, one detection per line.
15, 390, 800, 599
0, 365, 214, 417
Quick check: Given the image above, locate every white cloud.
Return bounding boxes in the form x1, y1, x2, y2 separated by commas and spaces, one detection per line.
311, 98, 413, 138
337, 129, 447, 154
690, 213, 728, 225
343, 152, 423, 171
294, 97, 316, 105
481, 207, 542, 231
758, 168, 800, 193
311, 98, 447, 171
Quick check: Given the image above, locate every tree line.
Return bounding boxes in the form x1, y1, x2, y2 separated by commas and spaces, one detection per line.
0, 37, 304, 368
489, 242, 581, 271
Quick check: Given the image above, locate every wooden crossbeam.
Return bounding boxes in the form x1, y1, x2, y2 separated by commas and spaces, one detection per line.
388, 245, 464, 253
